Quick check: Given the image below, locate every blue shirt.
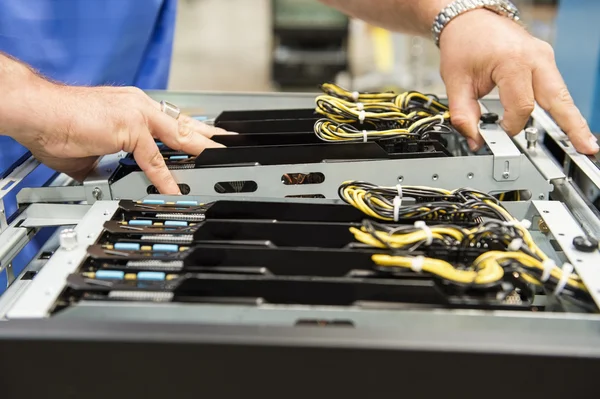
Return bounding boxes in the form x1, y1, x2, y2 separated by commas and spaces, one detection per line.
0, 0, 177, 89
0, 0, 177, 176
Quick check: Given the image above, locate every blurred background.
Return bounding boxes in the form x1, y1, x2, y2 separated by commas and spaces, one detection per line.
168, 0, 559, 94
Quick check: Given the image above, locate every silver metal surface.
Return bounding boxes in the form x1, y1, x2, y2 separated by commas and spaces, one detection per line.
479, 123, 521, 181
17, 186, 87, 205
82, 152, 122, 204
551, 179, 600, 238
532, 200, 600, 308
145, 90, 316, 117
0, 230, 63, 319
512, 131, 566, 182
7, 201, 119, 319
109, 153, 551, 201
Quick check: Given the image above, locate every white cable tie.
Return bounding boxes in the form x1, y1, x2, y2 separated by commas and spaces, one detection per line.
414, 221, 433, 246
411, 256, 425, 273
425, 97, 433, 109
520, 219, 532, 230
362, 130, 368, 143
358, 110, 366, 124
396, 184, 403, 202
554, 263, 574, 296
356, 102, 364, 111
507, 238, 523, 252
541, 259, 556, 282
393, 196, 401, 222
352, 91, 359, 101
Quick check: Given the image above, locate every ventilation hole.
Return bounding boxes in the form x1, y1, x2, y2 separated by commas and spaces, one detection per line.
543, 210, 550, 214
285, 194, 326, 198
146, 184, 190, 195
214, 181, 258, 194
281, 172, 325, 185
558, 233, 565, 236
1, 180, 15, 191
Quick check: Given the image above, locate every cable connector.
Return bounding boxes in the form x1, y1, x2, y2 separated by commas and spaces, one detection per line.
508, 238, 523, 251
414, 221, 433, 245
554, 263, 574, 296
541, 258, 556, 282
411, 255, 425, 272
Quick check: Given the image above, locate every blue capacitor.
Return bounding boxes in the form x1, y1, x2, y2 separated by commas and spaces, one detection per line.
164, 220, 188, 227
137, 271, 166, 281
169, 155, 188, 160
176, 200, 198, 206
128, 220, 152, 226
114, 242, 141, 251
142, 199, 165, 205
152, 244, 178, 252
96, 270, 125, 280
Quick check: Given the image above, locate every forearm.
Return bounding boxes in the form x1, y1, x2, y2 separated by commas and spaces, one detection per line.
319, 0, 453, 36
0, 53, 54, 140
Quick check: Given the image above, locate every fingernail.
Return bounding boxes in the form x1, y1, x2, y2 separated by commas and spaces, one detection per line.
467, 138, 481, 152
589, 136, 599, 152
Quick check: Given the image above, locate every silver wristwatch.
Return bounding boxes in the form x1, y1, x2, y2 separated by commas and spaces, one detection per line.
432, 0, 521, 46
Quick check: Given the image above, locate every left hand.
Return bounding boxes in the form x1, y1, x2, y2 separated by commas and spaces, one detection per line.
438, 9, 598, 154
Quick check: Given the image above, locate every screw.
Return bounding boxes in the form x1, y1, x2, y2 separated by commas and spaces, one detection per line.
538, 194, 545, 200
525, 127, 539, 149
92, 187, 103, 200
398, 176, 404, 182
467, 173, 474, 179
538, 219, 549, 234
502, 172, 510, 179
432, 174, 439, 181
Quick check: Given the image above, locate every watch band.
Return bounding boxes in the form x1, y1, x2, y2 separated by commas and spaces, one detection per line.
432, 0, 521, 47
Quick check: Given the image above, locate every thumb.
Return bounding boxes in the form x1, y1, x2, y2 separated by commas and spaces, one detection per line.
445, 76, 483, 151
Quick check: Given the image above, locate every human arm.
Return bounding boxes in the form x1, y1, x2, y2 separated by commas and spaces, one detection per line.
319, 0, 598, 154
0, 53, 226, 194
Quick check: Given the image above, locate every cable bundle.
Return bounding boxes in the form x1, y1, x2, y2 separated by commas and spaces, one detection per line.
339, 181, 590, 305
314, 83, 452, 143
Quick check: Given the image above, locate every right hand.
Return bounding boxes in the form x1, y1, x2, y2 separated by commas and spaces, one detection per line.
12, 84, 228, 194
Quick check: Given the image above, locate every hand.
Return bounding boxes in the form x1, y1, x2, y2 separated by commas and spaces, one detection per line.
12, 84, 227, 194
439, 10, 598, 154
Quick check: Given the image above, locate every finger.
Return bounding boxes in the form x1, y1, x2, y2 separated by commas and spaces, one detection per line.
179, 114, 236, 138
445, 75, 483, 151
533, 63, 598, 154
494, 68, 535, 136
147, 108, 225, 155
133, 134, 181, 195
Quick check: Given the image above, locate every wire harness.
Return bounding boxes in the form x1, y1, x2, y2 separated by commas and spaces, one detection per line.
339, 181, 589, 304
314, 83, 454, 142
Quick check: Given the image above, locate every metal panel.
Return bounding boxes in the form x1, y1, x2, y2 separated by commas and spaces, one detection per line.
532, 200, 600, 309
110, 154, 552, 201
6, 201, 119, 319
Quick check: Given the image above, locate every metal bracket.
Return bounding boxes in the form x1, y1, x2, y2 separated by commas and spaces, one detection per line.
531, 200, 600, 309
17, 186, 87, 205
83, 153, 122, 204
479, 122, 521, 182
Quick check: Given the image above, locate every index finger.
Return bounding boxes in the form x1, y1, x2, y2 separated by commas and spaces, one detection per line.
133, 133, 181, 195
533, 63, 598, 154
